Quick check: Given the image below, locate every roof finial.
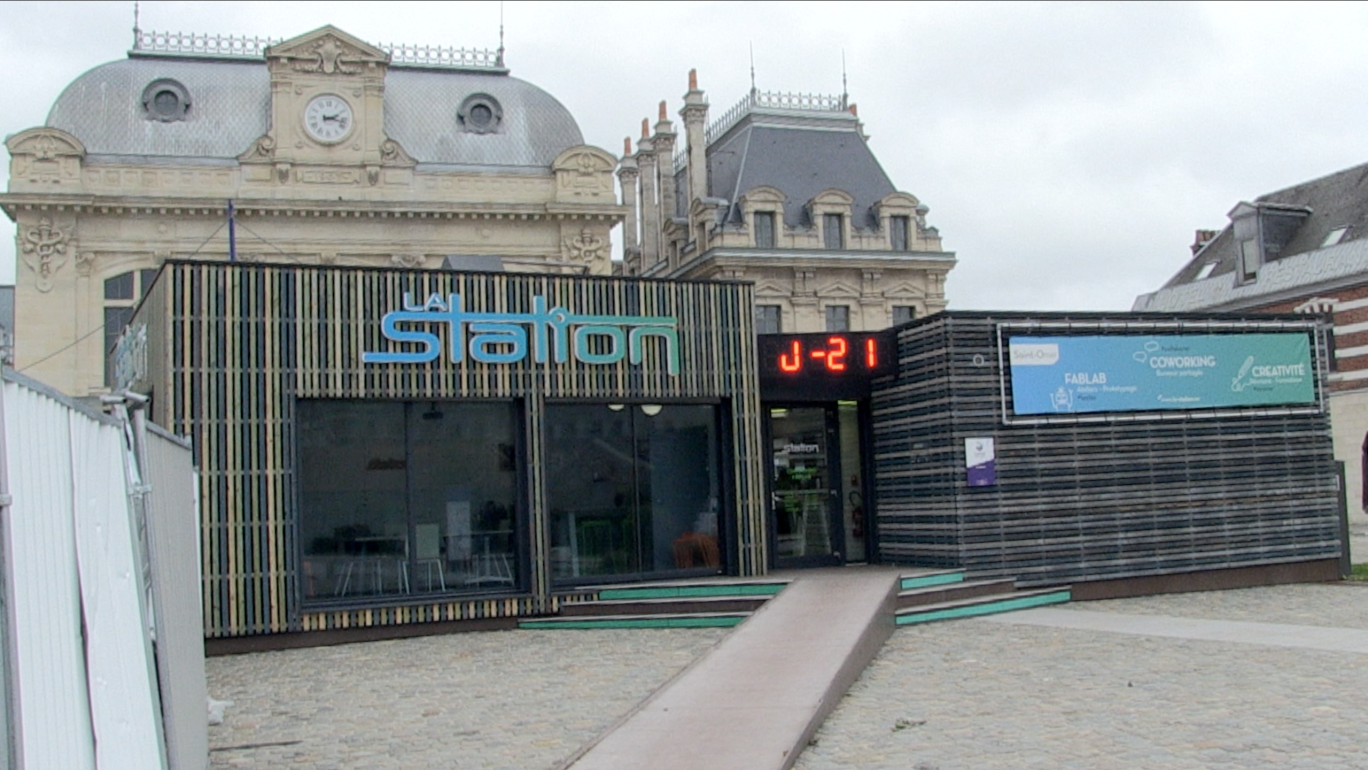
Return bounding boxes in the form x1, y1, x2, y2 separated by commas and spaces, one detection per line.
841, 50, 848, 110
749, 43, 757, 96
497, 0, 505, 67
132, 1, 141, 49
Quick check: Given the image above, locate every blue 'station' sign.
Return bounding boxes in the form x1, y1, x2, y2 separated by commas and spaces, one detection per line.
363, 292, 681, 375
1007, 333, 1316, 416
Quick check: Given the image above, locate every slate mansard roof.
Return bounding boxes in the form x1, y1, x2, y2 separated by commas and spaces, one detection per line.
683, 104, 897, 227
1136, 162, 1368, 312
45, 52, 584, 170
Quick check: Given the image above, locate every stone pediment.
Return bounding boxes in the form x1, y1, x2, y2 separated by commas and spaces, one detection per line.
752, 278, 791, 298
814, 280, 861, 299
265, 25, 389, 74
874, 191, 920, 217
553, 146, 617, 203
6, 128, 85, 189
739, 186, 786, 207
6, 127, 85, 159
884, 280, 928, 301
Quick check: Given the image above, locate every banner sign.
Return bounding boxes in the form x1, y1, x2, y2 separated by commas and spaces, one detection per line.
965, 437, 997, 487
1007, 333, 1316, 416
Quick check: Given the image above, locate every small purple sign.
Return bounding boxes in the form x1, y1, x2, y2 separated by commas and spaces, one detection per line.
965, 438, 997, 487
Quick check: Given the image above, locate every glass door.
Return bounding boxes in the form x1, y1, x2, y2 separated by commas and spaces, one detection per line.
769, 406, 843, 567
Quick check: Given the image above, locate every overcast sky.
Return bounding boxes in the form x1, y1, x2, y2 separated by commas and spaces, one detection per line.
4, 1, 1367, 311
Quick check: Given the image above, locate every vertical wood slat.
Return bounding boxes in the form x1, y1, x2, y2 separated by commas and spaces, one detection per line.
150, 262, 763, 638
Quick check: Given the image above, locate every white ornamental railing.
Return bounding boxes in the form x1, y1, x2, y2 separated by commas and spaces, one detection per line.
705, 90, 849, 144
133, 30, 280, 58
132, 29, 504, 70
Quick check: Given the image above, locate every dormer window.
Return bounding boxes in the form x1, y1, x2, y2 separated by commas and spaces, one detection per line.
890, 216, 910, 251
1195, 262, 1217, 280
822, 214, 844, 249
754, 211, 776, 249
1239, 238, 1260, 283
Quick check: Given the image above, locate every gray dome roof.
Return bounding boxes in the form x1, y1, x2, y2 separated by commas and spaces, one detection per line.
44, 56, 584, 168
47, 58, 269, 160
383, 69, 582, 168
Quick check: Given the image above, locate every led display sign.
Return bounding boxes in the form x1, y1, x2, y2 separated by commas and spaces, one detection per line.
757, 331, 893, 401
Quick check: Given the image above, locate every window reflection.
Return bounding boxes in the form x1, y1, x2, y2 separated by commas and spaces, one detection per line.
297, 400, 520, 602
545, 404, 721, 583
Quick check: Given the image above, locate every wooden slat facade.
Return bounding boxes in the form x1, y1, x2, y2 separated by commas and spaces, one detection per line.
133, 261, 766, 638
870, 312, 1343, 586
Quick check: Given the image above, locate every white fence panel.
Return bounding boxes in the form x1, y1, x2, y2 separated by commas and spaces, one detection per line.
70, 412, 165, 770
2, 380, 95, 770
144, 427, 208, 770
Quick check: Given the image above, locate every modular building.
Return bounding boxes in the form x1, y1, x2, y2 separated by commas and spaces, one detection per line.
122, 262, 1344, 644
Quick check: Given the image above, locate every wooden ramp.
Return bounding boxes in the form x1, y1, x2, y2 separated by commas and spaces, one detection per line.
560, 567, 902, 770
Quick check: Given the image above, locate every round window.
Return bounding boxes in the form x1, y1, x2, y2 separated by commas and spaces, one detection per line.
141, 79, 190, 123
458, 94, 502, 134
153, 90, 181, 117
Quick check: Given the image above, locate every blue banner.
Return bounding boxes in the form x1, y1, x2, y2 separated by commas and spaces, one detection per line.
1007, 333, 1316, 416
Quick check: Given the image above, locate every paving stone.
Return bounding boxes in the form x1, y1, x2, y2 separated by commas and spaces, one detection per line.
206, 628, 727, 770
794, 584, 1368, 770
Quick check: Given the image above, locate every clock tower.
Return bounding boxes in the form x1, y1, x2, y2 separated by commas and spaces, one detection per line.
239, 25, 405, 186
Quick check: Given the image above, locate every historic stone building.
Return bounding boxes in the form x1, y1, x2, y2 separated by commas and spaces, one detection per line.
618, 71, 955, 333
2, 25, 624, 396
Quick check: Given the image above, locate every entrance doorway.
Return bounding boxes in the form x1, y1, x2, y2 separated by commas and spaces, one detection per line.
768, 402, 867, 568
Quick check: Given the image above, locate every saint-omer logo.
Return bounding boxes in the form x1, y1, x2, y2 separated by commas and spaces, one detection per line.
362, 293, 681, 375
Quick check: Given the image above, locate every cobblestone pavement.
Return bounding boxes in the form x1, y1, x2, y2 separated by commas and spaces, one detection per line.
794, 584, 1368, 770
206, 628, 727, 770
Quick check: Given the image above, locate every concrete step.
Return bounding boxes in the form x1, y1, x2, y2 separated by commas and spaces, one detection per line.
561, 567, 903, 770
897, 578, 1020, 609
587, 579, 790, 601
559, 594, 771, 617
895, 586, 1072, 626
520, 611, 751, 630
899, 569, 966, 591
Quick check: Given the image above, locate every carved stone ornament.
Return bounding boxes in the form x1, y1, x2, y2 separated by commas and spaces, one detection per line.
390, 253, 427, 269
21, 216, 70, 292
74, 251, 96, 277
563, 227, 607, 264
552, 146, 617, 202
239, 134, 276, 162
5, 127, 86, 186
379, 138, 416, 166
291, 36, 364, 74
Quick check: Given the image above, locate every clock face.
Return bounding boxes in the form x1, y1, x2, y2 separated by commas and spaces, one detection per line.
303, 94, 354, 144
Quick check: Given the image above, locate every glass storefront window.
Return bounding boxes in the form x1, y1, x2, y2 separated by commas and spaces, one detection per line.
297, 400, 520, 602
545, 404, 721, 584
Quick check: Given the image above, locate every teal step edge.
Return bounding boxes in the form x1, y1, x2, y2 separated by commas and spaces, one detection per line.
895, 590, 1071, 626
596, 583, 786, 601
899, 571, 965, 591
519, 615, 747, 630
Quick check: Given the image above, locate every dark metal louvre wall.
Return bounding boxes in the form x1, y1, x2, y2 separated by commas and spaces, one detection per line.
147, 261, 765, 638
871, 312, 1341, 586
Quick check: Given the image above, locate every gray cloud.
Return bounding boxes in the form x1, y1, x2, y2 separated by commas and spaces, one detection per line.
4, 1, 1366, 313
